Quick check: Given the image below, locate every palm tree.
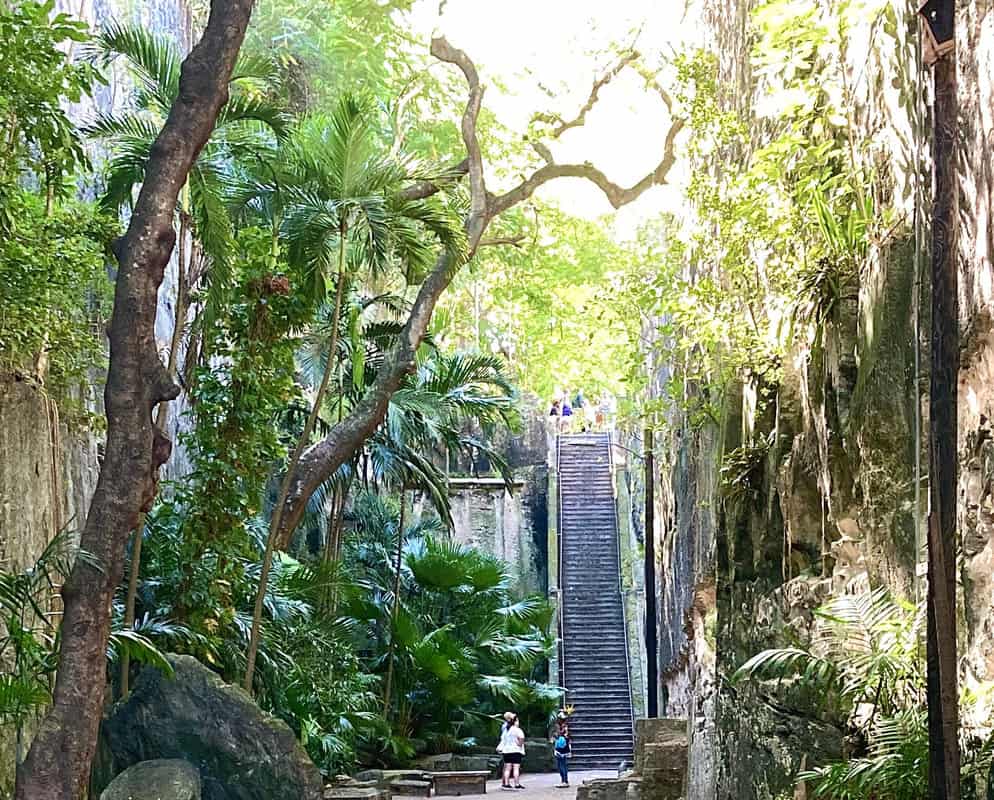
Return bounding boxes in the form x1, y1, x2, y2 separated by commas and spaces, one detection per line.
87, 22, 288, 332
296, 299, 521, 547
242, 95, 466, 690
339, 495, 555, 754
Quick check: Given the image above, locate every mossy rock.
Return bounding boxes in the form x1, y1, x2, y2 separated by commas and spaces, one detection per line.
93, 655, 322, 800
100, 759, 200, 800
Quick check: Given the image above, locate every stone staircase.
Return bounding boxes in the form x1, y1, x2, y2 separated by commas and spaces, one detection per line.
557, 433, 635, 770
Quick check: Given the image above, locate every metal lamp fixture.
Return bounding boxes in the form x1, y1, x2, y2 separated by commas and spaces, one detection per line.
918, 0, 955, 66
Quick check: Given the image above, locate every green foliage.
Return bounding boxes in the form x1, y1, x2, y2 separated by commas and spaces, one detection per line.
160, 228, 309, 628
719, 435, 772, 508
253, 556, 381, 775
0, 2, 113, 413
0, 190, 114, 404
436, 203, 634, 403
734, 589, 994, 800
231, 93, 466, 304
0, 533, 72, 730
86, 21, 288, 332
0, 532, 174, 752
0, 0, 101, 214
619, 1, 899, 427
342, 493, 559, 764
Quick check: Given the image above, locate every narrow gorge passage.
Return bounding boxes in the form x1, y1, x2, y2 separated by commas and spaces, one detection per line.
557, 433, 635, 770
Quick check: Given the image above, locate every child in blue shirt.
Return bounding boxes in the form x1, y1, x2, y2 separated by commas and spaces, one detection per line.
553, 714, 571, 787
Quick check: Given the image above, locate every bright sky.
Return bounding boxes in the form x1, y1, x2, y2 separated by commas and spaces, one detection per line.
408, 0, 702, 234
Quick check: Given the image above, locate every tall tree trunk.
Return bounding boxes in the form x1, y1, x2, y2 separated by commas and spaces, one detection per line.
120, 212, 190, 698
243, 248, 348, 691
382, 490, 406, 716
926, 6, 961, 799
14, 6, 254, 797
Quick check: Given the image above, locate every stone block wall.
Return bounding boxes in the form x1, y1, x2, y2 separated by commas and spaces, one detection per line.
439, 473, 548, 598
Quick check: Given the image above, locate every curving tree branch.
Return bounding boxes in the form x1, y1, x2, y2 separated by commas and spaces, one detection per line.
274, 35, 683, 542
531, 50, 640, 138
399, 157, 470, 200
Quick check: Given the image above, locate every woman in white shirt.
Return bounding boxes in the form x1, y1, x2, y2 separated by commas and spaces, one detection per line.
498, 714, 526, 790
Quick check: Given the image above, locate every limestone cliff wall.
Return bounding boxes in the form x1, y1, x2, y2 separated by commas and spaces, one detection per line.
957, 0, 994, 702
643, 3, 994, 798
441, 472, 548, 598
411, 404, 551, 598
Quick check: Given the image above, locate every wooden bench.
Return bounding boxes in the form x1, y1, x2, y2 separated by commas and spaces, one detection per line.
429, 770, 490, 796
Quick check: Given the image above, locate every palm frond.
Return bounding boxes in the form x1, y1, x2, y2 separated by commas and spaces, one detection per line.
90, 23, 180, 111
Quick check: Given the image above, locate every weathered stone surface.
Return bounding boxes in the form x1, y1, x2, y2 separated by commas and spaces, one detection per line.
100, 759, 200, 800
521, 738, 554, 772
93, 655, 322, 800
323, 787, 389, 800
634, 718, 686, 773
430, 770, 490, 797
389, 779, 433, 797
449, 755, 499, 774
410, 401, 550, 598
576, 775, 642, 800
353, 769, 427, 787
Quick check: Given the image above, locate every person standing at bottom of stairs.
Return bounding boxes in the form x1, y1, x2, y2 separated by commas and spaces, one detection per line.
553, 724, 572, 787
499, 714, 526, 790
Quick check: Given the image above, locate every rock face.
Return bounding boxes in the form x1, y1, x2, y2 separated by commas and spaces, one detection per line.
521, 738, 554, 773
93, 655, 322, 800
576, 719, 687, 800
322, 775, 390, 800
100, 759, 201, 800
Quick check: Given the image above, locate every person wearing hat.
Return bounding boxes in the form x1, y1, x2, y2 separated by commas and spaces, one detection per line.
496, 712, 515, 787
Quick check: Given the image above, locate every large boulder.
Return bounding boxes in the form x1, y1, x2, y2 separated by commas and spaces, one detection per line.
93, 655, 322, 800
100, 759, 200, 800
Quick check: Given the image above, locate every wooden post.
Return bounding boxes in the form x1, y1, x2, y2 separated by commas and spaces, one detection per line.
644, 427, 658, 718
923, 1, 961, 797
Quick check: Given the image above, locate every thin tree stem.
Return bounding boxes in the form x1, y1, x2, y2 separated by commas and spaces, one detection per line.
382, 489, 406, 716
244, 229, 349, 692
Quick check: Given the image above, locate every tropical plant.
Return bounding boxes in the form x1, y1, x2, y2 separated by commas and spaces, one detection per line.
733, 588, 994, 800
0, 0, 101, 219
340, 493, 559, 764
87, 22, 286, 268
0, 190, 114, 400
243, 93, 467, 690
145, 227, 307, 635
719, 434, 772, 509
85, 21, 289, 375
0, 531, 175, 769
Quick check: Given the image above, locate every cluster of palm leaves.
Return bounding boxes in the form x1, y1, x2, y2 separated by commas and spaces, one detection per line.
733, 588, 994, 800
341, 492, 558, 765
